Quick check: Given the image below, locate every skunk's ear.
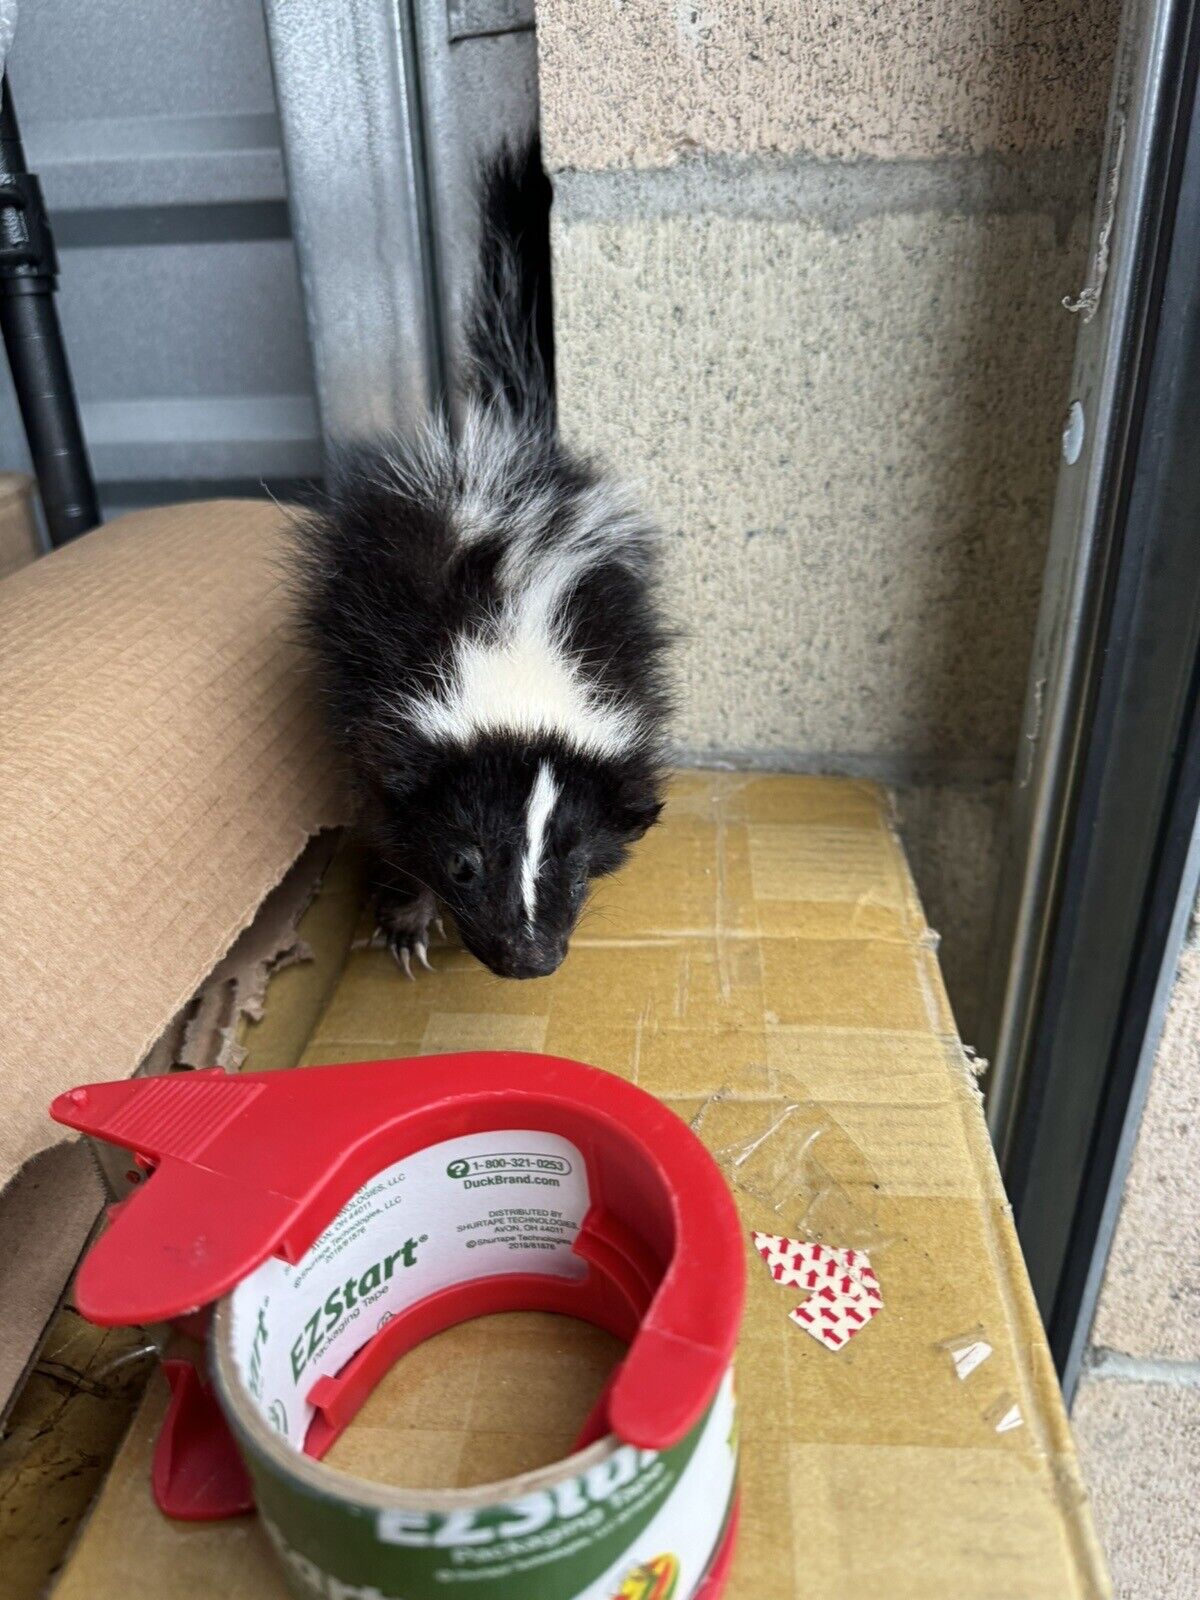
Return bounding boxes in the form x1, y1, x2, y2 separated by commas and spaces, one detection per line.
619, 798, 664, 841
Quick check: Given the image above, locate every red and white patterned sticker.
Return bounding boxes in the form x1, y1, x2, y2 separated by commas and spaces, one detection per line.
751, 1233, 883, 1351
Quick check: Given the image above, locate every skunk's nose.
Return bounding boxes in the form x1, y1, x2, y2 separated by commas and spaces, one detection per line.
495, 938, 566, 979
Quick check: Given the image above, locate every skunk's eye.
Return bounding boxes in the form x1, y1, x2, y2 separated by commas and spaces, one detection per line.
447, 847, 482, 887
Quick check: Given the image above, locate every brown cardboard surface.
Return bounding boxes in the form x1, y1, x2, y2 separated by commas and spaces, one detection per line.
0, 473, 40, 581
0, 1141, 103, 1419
172, 831, 343, 1076
0, 1309, 153, 1595
0, 500, 346, 1189
50, 774, 1109, 1598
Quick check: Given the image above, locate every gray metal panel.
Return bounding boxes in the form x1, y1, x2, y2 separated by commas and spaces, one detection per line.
0, 0, 540, 505
263, 0, 540, 446
261, 0, 439, 443
78, 396, 319, 481
0, 0, 320, 505
0, 360, 318, 489
416, 2, 541, 414
52, 240, 313, 399
23, 113, 287, 213
447, 1, 535, 41
982, 0, 1180, 1153
7, 0, 278, 120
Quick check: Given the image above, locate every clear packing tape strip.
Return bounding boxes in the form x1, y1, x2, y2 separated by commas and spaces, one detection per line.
50, 1054, 747, 1600
689, 1088, 1024, 1432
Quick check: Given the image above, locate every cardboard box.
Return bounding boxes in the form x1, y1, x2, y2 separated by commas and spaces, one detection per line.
0, 499, 346, 1185
42, 774, 1109, 1598
0, 502, 346, 1418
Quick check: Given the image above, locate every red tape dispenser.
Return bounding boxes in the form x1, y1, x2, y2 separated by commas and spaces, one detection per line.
53, 1054, 746, 1600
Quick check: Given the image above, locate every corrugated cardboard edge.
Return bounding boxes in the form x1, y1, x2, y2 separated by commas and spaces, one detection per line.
0, 835, 344, 1423
0, 499, 349, 1183
82, 834, 343, 1197
883, 795, 1111, 1597
0, 472, 40, 582
175, 831, 342, 1074
3, 837, 367, 1599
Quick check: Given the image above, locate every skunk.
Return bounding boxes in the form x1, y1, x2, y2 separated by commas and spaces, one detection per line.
294, 139, 672, 980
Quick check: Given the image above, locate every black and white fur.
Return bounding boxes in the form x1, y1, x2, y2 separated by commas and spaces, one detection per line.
294, 139, 672, 980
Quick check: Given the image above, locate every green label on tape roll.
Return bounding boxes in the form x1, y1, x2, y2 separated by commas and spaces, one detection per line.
243, 1371, 734, 1599
213, 1130, 737, 1600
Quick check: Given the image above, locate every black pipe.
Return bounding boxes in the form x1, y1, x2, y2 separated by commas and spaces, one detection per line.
0, 75, 99, 546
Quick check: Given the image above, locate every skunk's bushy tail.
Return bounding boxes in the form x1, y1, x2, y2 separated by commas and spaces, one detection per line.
464, 136, 555, 432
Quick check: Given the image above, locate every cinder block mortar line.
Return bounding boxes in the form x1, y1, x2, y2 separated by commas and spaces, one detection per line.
552, 148, 1100, 235
673, 748, 1013, 786
1084, 1349, 1200, 1388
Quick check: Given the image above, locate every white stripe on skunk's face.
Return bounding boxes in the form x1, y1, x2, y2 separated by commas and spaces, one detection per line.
520, 761, 559, 921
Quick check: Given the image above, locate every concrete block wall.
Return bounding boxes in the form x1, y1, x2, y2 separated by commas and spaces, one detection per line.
536, 1, 1120, 1040
1073, 908, 1200, 1600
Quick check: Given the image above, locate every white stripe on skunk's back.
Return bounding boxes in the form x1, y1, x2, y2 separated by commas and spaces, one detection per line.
404, 611, 643, 759
386, 400, 655, 761
521, 762, 559, 919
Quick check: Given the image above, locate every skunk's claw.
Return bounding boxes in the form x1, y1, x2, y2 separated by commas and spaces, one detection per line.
373, 887, 441, 982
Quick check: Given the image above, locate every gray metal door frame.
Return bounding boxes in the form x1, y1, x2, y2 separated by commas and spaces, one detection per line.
261, 0, 537, 448
981, 0, 1200, 1394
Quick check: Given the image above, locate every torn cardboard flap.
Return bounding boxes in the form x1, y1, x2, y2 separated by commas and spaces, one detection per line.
0, 841, 361, 1600
0, 521, 345, 1414
0, 500, 348, 1191
173, 832, 340, 1074
0, 698, 341, 1425
48, 773, 1110, 1600
80, 835, 341, 1209
4, 833, 369, 1592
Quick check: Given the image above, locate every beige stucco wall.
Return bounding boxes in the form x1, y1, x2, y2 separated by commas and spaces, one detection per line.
1073, 912, 1200, 1600
554, 187, 1087, 771
536, 0, 1118, 1041
539, 2, 1118, 167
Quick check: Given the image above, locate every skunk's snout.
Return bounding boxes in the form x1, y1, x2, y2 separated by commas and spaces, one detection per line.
481, 932, 568, 981
496, 942, 567, 980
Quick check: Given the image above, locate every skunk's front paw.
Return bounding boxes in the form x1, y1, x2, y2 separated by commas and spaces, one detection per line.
373, 887, 443, 980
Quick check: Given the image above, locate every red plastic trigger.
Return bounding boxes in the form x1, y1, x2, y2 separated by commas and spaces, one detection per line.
155, 1359, 254, 1520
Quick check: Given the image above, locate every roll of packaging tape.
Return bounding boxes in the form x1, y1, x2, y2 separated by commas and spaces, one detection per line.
52, 1054, 746, 1600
